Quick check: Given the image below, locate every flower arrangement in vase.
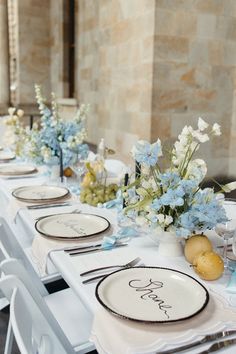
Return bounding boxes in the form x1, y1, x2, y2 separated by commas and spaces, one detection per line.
123, 118, 236, 252
23, 85, 89, 168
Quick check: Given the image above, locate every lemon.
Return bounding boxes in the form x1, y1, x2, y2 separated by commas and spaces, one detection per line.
193, 251, 224, 280
184, 234, 212, 264
64, 167, 73, 177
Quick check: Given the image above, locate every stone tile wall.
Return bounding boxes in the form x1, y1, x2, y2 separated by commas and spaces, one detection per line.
75, 0, 155, 164
17, 0, 51, 105
3, 0, 236, 177
152, 0, 236, 177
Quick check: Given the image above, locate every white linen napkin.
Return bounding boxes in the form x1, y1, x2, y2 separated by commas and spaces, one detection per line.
7, 193, 76, 222
31, 226, 114, 277
90, 295, 236, 354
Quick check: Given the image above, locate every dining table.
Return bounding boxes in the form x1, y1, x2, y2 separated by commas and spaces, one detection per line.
0, 164, 236, 354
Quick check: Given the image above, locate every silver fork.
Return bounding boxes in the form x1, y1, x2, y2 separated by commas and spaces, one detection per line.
82, 261, 144, 284
80, 257, 141, 276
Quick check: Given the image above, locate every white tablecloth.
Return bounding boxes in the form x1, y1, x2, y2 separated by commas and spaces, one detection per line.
1, 173, 236, 353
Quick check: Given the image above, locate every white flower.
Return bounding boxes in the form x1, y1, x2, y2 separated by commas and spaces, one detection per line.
157, 214, 165, 224
8, 107, 16, 115
221, 182, 236, 193
157, 214, 173, 226
198, 117, 209, 131
165, 215, 173, 226
192, 131, 209, 143
212, 123, 221, 136
17, 109, 24, 117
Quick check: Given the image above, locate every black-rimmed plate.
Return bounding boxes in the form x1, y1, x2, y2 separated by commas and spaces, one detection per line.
0, 151, 15, 162
35, 213, 110, 240
12, 185, 70, 202
0, 164, 37, 176
96, 267, 209, 323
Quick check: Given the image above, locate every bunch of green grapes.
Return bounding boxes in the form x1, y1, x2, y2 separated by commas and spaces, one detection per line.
80, 183, 119, 206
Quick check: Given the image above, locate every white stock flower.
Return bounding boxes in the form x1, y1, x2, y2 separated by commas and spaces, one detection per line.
212, 123, 221, 136
192, 130, 209, 143
198, 117, 209, 131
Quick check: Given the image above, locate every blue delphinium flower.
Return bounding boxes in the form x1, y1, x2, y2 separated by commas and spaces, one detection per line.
131, 139, 162, 166
151, 198, 162, 211
159, 172, 181, 190
176, 189, 228, 234
160, 186, 185, 208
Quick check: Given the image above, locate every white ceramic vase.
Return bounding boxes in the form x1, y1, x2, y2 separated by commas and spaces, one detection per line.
151, 230, 183, 257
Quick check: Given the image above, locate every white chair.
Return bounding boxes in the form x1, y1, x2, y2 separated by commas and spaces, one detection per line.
0, 216, 95, 354
0, 217, 51, 293
104, 159, 127, 178
0, 216, 60, 284
1, 259, 95, 354
0, 216, 53, 354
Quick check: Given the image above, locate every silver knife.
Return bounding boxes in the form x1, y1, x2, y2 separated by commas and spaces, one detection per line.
197, 338, 236, 354
157, 330, 236, 354
27, 202, 71, 210
64, 243, 103, 252
69, 243, 128, 256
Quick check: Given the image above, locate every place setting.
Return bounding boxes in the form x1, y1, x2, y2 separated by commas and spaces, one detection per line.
29, 194, 129, 276
90, 262, 236, 354
8, 184, 73, 222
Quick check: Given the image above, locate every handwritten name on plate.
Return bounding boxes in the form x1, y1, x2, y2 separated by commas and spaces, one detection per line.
128, 278, 172, 319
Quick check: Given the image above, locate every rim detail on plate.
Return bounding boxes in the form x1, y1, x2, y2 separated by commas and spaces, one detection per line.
0, 164, 37, 176
96, 266, 209, 324
12, 185, 70, 202
35, 213, 110, 239
0, 152, 15, 162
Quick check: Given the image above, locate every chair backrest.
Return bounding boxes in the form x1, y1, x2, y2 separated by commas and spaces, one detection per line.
0, 275, 75, 354
0, 216, 48, 296
104, 159, 127, 177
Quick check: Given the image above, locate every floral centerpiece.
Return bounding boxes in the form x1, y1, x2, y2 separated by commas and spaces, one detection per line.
23, 85, 89, 167
123, 118, 235, 239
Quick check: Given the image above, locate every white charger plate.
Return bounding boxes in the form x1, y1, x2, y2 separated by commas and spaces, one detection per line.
0, 151, 15, 162
12, 185, 70, 202
96, 267, 209, 323
35, 213, 110, 239
0, 164, 37, 176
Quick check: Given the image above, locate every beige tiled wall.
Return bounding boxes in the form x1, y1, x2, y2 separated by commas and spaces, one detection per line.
17, 0, 51, 104
5, 0, 236, 177
75, 0, 155, 164
152, 0, 236, 176
75, 0, 236, 176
